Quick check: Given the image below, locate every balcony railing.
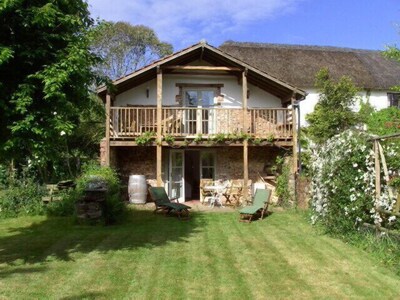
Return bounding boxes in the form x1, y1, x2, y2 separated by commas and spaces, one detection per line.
109, 107, 293, 139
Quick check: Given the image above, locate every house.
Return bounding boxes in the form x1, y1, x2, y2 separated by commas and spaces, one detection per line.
219, 42, 400, 124
97, 41, 305, 203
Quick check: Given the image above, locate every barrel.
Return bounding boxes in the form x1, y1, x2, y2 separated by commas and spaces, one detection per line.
128, 175, 147, 204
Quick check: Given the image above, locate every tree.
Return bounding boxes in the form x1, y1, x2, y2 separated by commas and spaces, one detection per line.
306, 68, 359, 144
0, 0, 103, 181
91, 21, 173, 80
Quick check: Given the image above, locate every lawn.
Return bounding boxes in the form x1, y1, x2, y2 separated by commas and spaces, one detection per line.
0, 209, 399, 299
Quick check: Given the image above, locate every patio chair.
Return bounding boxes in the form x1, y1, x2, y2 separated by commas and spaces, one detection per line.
148, 187, 191, 220
200, 179, 214, 204
239, 189, 271, 223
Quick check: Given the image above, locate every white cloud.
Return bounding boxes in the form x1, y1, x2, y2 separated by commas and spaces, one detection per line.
88, 0, 304, 49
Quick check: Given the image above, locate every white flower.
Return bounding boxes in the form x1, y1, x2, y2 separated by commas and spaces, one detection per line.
60, 131, 66, 136
353, 163, 358, 168
53, 111, 57, 115
388, 216, 396, 223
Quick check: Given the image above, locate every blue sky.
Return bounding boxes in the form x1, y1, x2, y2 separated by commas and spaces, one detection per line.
88, 0, 400, 51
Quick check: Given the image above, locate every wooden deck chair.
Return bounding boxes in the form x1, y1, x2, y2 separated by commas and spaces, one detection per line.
239, 189, 271, 223
148, 187, 191, 220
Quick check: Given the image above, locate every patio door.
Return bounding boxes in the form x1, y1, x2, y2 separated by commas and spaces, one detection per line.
184, 89, 216, 134
169, 150, 185, 203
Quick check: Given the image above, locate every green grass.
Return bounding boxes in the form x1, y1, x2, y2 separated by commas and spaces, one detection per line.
0, 209, 399, 299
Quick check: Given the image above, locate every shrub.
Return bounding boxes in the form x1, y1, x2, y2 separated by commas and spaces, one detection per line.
275, 156, 292, 207
309, 130, 400, 234
46, 189, 77, 217
0, 178, 45, 218
310, 130, 375, 233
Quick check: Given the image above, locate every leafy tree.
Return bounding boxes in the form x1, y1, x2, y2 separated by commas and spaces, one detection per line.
306, 68, 359, 144
0, 0, 103, 181
91, 21, 173, 79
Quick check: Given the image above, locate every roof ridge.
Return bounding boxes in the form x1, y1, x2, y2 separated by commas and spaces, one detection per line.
220, 41, 382, 53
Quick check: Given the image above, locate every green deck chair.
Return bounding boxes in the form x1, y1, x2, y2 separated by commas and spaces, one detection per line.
239, 189, 271, 223
148, 187, 191, 219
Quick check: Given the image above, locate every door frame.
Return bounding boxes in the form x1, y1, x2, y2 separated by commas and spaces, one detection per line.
169, 149, 185, 203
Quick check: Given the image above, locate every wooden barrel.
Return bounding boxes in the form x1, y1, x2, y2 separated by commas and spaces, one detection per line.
128, 175, 147, 204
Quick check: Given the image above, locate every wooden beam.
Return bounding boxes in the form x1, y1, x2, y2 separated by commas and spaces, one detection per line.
156, 67, 163, 187
175, 83, 224, 88
291, 97, 298, 174
242, 69, 249, 203
105, 93, 111, 166
374, 140, 381, 207
163, 65, 242, 72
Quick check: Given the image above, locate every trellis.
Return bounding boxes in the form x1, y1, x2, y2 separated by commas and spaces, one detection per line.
365, 132, 400, 235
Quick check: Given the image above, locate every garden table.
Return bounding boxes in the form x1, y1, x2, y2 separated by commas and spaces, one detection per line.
204, 185, 226, 208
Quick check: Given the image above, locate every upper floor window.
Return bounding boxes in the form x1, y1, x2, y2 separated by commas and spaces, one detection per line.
388, 92, 400, 108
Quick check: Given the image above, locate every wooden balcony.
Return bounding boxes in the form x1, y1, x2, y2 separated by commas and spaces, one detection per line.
109, 106, 293, 141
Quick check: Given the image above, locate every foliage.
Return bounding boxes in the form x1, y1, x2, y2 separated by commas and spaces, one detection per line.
209, 133, 226, 143
306, 68, 360, 144
45, 189, 76, 217
163, 134, 175, 145
252, 138, 263, 145
91, 21, 173, 80
0, 0, 104, 182
194, 134, 203, 143
384, 46, 400, 91
0, 171, 45, 218
365, 107, 400, 137
136, 131, 155, 146
358, 98, 376, 125
310, 130, 400, 234
275, 156, 292, 207
266, 133, 275, 143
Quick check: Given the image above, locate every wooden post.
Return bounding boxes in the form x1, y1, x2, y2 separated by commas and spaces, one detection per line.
242, 69, 249, 202
374, 140, 381, 207
105, 93, 111, 166
156, 67, 163, 187
291, 97, 298, 174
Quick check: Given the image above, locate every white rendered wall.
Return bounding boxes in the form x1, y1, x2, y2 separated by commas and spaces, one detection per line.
299, 88, 390, 126
114, 74, 282, 108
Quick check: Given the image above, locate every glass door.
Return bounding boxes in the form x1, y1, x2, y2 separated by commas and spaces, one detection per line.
184, 89, 216, 135
169, 150, 185, 203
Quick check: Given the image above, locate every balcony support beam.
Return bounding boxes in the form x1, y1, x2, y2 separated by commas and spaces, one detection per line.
105, 93, 111, 166
156, 67, 163, 187
291, 96, 298, 174
242, 69, 249, 202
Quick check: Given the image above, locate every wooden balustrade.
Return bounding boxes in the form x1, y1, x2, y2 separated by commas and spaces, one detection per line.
109, 107, 293, 140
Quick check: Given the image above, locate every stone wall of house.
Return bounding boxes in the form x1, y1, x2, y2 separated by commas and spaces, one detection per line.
111, 145, 284, 184
216, 146, 284, 182
113, 146, 157, 185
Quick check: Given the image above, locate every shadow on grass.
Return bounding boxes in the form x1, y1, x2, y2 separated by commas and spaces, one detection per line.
0, 266, 47, 279
60, 292, 105, 300
0, 208, 207, 269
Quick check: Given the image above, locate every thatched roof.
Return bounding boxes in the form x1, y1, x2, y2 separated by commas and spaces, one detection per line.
219, 42, 400, 90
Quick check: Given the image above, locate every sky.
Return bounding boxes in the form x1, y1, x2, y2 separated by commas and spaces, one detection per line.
88, 0, 400, 52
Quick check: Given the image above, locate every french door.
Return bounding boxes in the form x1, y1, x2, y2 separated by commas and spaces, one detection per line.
168, 150, 216, 202
184, 89, 216, 134
169, 150, 185, 203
